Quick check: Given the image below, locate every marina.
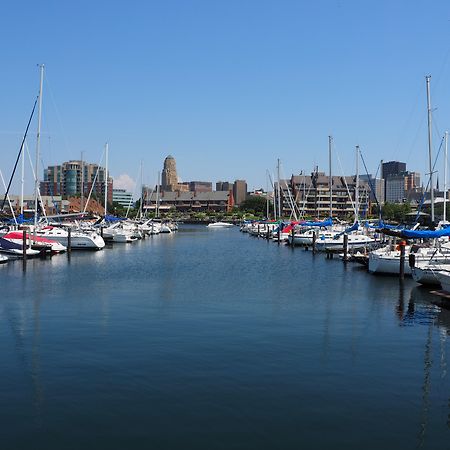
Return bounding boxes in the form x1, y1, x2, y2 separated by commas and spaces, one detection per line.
0, 224, 449, 449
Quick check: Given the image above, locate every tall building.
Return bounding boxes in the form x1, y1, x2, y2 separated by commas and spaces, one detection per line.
216, 181, 234, 192
385, 174, 406, 203
161, 155, 179, 191
113, 189, 133, 208
40, 160, 113, 204
189, 181, 212, 193
233, 180, 247, 206
382, 161, 406, 179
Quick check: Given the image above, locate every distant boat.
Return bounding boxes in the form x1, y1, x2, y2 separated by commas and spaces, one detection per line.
207, 222, 234, 228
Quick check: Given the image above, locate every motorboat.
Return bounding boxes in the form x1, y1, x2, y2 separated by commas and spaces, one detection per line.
207, 222, 234, 228
2, 231, 66, 254
0, 236, 41, 257
36, 226, 105, 250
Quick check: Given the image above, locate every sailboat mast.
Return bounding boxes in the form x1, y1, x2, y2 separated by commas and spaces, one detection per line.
355, 145, 360, 222
34, 64, 44, 229
80, 151, 84, 214
20, 141, 25, 216
277, 158, 281, 219
104, 142, 109, 216
156, 171, 160, 218
426, 75, 435, 222
445, 131, 448, 222
328, 135, 332, 219
140, 160, 144, 219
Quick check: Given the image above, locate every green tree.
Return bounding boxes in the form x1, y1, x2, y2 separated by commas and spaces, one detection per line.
381, 202, 411, 222
239, 195, 271, 215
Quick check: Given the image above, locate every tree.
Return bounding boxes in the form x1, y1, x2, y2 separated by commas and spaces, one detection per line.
381, 202, 411, 222
239, 195, 270, 214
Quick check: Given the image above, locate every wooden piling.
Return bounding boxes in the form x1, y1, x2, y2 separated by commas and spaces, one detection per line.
22, 229, 27, 268
257, 223, 260, 238
312, 230, 317, 255
67, 228, 72, 253
343, 234, 348, 263
277, 227, 281, 245
399, 240, 406, 280
291, 226, 295, 248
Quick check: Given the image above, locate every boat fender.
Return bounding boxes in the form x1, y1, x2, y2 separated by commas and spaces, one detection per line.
408, 253, 415, 268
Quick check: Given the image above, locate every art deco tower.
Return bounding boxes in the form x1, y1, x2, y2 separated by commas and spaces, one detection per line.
161, 155, 179, 191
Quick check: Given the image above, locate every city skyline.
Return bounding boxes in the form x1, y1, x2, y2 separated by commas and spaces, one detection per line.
2, 1, 450, 196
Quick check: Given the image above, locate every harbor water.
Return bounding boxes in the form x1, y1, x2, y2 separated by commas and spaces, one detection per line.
0, 225, 449, 449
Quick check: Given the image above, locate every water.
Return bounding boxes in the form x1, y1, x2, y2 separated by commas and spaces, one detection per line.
0, 225, 449, 449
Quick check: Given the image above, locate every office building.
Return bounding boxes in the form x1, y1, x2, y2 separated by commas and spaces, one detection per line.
233, 180, 247, 206
40, 160, 113, 204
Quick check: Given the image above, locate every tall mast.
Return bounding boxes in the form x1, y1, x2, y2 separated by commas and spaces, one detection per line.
140, 160, 144, 219
277, 158, 281, 219
156, 171, 160, 218
80, 151, 84, 214
104, 142, 109, 216
328, 135, 332, 219
426, 75, 435, 222
20, 141, 25, 216
355, 145, 360, 222
445, 131, 448, 222
265, 170, 269, 219
34, 64, 44, 229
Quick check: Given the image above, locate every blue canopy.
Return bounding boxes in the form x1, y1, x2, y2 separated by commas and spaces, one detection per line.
401, 227, 450, 239
105, 214, 125, 222
301, 217, 332, 227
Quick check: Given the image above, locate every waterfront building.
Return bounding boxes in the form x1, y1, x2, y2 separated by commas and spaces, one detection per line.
112, 188, 133, 208
40, 160, 113, 204
7, 195, 65, 215
144, 191, 234, 213
233, 180, 247, 206
289, 171, 371, 220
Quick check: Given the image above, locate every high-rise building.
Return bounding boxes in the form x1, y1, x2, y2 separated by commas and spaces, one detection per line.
113, 189, 133, 208
189, 181, 212, 193
385, 174, 406, 203
40, 160, 113, 204
233, 180, 247, 206
216, 181, 234, 192
382, 161, 406, 179
161, 155, 179, 191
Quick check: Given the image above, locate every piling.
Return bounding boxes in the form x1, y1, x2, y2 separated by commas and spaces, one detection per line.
343, 234, 348, 263
22, 229, 27, 269
67, 228, 72, 254
399, 240, 406, 280
291, 226, 295, 248
257, 223, 260, 238
277, 228, 281, 245
312, 230, 317, 255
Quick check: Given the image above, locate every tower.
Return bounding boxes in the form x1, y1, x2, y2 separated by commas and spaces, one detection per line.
161, 155, 179, 191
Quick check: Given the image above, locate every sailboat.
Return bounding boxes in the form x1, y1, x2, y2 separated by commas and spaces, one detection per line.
368, 76, 440, 275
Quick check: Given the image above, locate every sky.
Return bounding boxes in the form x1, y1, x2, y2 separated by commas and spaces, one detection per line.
2, 0, 450, 197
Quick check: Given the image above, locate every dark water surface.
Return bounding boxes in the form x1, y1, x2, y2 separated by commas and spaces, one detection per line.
1, 225, 449, 449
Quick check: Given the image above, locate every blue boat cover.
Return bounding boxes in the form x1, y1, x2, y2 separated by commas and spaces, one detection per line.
301, 218, 332, 227
401, 227, 450, 239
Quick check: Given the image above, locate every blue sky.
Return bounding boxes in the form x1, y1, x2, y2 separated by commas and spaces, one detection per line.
2, 0, 450, 195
